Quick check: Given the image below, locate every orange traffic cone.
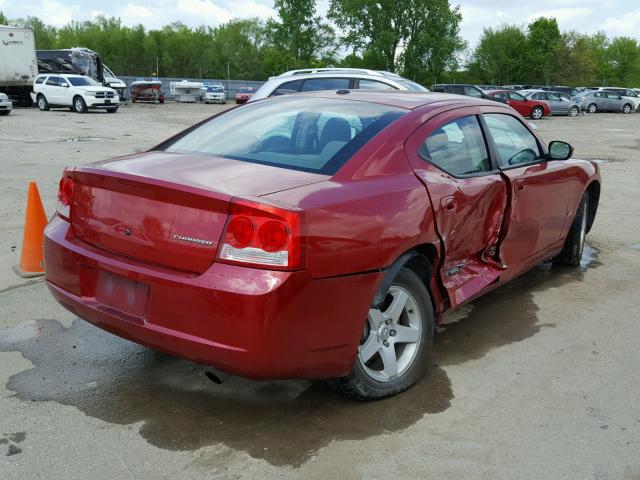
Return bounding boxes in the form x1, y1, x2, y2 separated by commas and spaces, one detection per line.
13, 182, 48, 278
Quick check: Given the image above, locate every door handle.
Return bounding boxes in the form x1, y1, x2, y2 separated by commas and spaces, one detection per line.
514, 180, 525, 192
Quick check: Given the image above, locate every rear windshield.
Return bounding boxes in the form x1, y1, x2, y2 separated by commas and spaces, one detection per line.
68, 77, 98, 86
163, 97, 406, 174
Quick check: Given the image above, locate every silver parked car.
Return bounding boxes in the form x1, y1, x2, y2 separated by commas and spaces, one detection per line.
248, 68, 428, 102
577, 90, 634, 113
524, 90, 581, 117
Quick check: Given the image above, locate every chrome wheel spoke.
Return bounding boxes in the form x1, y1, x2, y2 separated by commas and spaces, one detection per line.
380, 345, 399, 379
394, 324, 419, 344
384, 290, 408, 323
358, 335, 380, 364
368, 308, 385, 329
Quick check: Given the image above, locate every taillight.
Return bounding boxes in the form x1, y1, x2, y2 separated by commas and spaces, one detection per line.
57, 176, 74, 220
217, 198, 305, 270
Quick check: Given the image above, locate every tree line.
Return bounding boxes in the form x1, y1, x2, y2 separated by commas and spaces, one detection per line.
1, 3, 639, 87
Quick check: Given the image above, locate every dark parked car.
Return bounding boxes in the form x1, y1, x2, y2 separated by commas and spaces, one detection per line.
45, 91, 600, 400
431, 84, 506, 103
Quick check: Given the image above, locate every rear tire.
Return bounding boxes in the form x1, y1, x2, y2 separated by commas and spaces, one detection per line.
587, 103, 597, 113
623, 103, 632, 114
553, 194, 589, 266
327, 267, 435, 400
37, 94, 49, 111
73, 96, 87, 113
569, 106, 579, 117
531, 106, 544, 119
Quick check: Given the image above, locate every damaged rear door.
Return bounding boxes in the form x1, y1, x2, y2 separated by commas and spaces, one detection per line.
405, 107, 508, 308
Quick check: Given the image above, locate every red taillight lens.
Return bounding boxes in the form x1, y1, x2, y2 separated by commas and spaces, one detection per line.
57, 176, 74, 220
217, 198, 305, 270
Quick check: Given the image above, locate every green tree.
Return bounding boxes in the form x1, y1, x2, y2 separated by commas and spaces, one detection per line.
0, 11, 8, 25
400, 0, 466, 85
526, 17, 562, 84
607, 36, 640, 85
555, 32, 595, 86
468, 25, 529, 84
329, 0, 412, 72
267, 0, 336, 70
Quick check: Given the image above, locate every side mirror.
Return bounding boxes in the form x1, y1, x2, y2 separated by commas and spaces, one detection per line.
548, 141, 573, 160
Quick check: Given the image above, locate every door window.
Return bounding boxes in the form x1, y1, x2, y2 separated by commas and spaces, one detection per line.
546, 93, 562, 101
508, 92, 525, 101
531, 92, 546, 100
358, 79, 396, 90
46, 76, 61, 86
606, 92, 622, 99
419, 116, 491, 176
483, 114, 542, 168
494, 92, 509, 100
301, 78, 350, 92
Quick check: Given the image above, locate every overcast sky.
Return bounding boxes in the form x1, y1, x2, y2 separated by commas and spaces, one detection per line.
2, 0, 639, 47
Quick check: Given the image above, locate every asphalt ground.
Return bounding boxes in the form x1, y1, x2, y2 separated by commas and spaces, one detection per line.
0, 102, 639, 479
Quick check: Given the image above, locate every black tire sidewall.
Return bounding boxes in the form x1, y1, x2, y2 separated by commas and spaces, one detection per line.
339, 267, 435, 399
74, 96, 87, 113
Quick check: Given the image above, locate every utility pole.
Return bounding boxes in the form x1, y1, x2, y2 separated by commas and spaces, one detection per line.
227, 60, 231, 99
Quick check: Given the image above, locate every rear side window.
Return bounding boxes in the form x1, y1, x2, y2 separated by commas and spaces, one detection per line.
163, 97, 405, 175
271, 80, 303, 97
358, 79, 396, 90
301, 78, 350, 92
484, 114, 542, 168
419, 116, 491, 176
464, 86, 483, 97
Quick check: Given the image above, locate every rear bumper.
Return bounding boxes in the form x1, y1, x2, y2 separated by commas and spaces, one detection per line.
44, 216, 382, 379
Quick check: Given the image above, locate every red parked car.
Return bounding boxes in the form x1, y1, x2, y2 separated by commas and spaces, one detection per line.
235, 87, 255, 104
44, 91, 600, 400
485, 89, 551, 119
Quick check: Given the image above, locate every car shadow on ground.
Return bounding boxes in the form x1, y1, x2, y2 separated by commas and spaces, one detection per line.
0, 247, 600, 466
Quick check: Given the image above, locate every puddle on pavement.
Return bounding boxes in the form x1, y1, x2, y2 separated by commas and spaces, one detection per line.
0, 246, 600, 466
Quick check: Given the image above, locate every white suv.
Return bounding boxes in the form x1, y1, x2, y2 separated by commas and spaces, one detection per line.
248, 68, 428, 102
31, 74, 120, 113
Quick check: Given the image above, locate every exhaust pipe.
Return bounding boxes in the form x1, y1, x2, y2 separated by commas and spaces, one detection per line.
205, 369, 231, 384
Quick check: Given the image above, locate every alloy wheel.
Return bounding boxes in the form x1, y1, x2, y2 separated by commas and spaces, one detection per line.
358, 286, 422, 382
532, 107, 543, 119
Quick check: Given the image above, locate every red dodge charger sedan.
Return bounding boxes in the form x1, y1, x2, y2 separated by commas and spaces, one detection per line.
485, 89, 552, 119
44, 91, 600, 399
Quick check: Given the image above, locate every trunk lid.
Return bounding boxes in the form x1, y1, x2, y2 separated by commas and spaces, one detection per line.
70, 151, 327, 273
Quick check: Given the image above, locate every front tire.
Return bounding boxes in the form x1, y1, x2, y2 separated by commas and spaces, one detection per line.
623, 103, 632, 114
531, 106, 544, 119
569, 106, 579, 117
554, 194, 589, 266
327, 267, 435, 400
73, 96, 87, 113
37, 94, 49, 111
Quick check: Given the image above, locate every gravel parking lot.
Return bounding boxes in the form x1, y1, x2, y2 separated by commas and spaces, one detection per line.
1, 103, 639, 479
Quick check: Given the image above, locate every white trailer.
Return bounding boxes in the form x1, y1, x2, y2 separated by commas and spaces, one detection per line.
0, 25, 38, 106
170, 80, 203, 102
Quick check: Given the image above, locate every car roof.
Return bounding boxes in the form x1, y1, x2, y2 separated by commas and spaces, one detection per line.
37, 73, 88, 78
261, 90, 501, 110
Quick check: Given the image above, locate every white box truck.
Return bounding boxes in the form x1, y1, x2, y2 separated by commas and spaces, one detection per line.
0, 25, 38, 106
